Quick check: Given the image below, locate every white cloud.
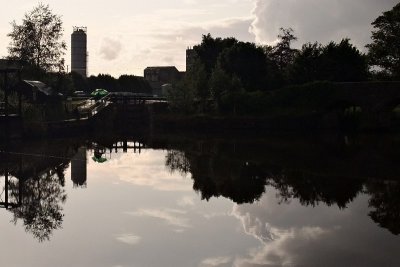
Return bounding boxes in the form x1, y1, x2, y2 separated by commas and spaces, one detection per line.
99, 37, 123, 61
250, 0, 398, 50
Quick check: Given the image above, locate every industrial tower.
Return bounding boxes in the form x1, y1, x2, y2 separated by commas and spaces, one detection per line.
71, 27, 87, 77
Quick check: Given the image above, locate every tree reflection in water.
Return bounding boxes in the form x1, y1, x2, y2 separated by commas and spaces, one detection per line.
9, 163, 68, 242
165, 150, 190, 175
166, 149, 267, 204
268, 171, 363, 209
165, 137, 400, 235
367, 180, 400, 235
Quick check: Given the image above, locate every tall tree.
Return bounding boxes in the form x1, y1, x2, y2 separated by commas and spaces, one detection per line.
268, 28, 298, 71
288, 42, 323, 84
187, 60, 209, 112
320, 39, 368, 82
366, 3, 400, 79
217, 42, 269, 91
209, 63, 231, 109
289, 39, 368, 84
193, 34, 238, 75
7, 3, 66, 72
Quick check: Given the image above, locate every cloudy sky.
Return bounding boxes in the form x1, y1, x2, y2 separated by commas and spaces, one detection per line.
0, 0, 397, 77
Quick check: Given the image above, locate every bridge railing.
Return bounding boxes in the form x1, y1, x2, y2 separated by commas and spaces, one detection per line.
75, 94, 111, 119
108, 94, 167, 105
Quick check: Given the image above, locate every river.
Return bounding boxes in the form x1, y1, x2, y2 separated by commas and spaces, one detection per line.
0, 133, 399, 267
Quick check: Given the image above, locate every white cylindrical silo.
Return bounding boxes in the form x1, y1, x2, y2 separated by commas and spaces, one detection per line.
71, 27, 87, 77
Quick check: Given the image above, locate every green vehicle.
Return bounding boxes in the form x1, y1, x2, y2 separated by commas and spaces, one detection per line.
91, 88, 109, 98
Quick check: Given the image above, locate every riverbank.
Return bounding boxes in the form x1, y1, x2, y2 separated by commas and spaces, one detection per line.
151, 111, 400, 134
2, 99, 400, 140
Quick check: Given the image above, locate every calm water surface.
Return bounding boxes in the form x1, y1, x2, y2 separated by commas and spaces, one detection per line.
0, 134, 399, 267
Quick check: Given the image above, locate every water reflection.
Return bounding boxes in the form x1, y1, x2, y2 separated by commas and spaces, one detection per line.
163, 134, 400, 237
0, 140, 79, 241
71, 147, 87, 187
1, 133, 400, 246
367, 180, 400, 235
10, 166, 67, 242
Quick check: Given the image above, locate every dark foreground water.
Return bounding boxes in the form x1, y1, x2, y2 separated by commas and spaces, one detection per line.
0, 133, 399, 267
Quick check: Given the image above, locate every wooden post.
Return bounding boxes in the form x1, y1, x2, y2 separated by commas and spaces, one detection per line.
123, 139, 127, 153
4, 72, 8, 117
5, 163, 9, 209
4, 72, 9, 139
18, 70, 22, 116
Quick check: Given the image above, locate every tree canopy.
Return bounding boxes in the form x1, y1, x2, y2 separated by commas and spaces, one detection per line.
267, 28, 298, 72
367, 3, 400, 79
7, 3, 66, 72
289, 39, 368, 83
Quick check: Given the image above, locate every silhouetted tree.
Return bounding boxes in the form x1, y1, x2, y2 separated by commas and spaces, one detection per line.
193, 34, 238, 75
219, 75, 244, 115
288, 39, 368, 83
118, 75, 152, 94
209, 63, 231, 109
187, 60, 209, 112
166, 78, 196, 113
366, 3, 400, 79
44, 72, 74, 96
319, 39, 369, 82
70, 71, 88, 93
7, 3, 66, 72
217, 42, 269, 92
267, 28, 298, 72
87, 74, 120, 92
288, 42, 323, 84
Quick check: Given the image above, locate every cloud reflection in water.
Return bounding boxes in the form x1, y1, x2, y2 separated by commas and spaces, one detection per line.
88, 150, 192, 192
116, 234, 142, 246
231, 186, 400, 267
126, 208, 192, 230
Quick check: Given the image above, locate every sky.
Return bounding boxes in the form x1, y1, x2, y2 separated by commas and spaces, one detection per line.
0, 0, 397, 77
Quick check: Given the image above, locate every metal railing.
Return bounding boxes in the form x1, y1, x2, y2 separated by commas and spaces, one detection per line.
75, 94, 111, 119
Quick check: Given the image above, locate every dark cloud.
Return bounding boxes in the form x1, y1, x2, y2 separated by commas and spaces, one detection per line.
250, 0, 398, 49
99, 37, 123, 61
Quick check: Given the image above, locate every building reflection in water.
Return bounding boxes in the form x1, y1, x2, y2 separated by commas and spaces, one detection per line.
71, 147, 87, 188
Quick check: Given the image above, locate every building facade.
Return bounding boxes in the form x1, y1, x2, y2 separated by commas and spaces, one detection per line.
144, 66, 183, 95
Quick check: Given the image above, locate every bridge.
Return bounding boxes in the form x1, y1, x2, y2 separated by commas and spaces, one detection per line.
70, 93, 166, 120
